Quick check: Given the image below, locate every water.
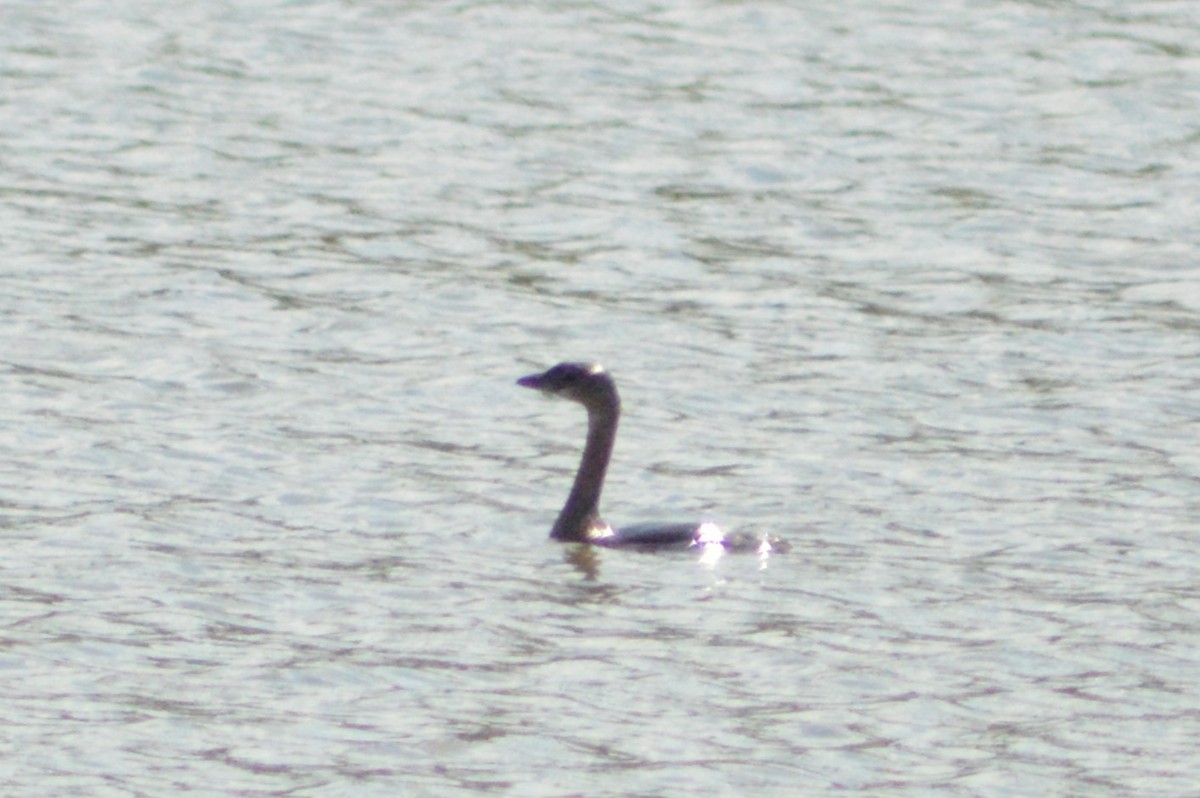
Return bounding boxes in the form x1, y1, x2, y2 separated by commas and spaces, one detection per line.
3, 0, 1199, 795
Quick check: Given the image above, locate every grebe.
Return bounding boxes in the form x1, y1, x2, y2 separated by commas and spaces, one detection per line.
517, 362, 780, 553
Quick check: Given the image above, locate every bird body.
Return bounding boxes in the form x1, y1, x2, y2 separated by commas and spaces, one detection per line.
517, 362, 782, 553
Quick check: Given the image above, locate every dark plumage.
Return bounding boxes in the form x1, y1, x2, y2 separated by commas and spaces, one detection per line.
517, 362, 783, 553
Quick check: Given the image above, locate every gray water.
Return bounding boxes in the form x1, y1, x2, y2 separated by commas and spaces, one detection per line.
3, 0, 1199, 795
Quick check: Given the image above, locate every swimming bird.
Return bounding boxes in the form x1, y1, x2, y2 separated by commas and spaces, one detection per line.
517, 361, 780, 553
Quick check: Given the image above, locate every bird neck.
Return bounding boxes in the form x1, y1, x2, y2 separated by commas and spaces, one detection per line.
551, 401, 619, 541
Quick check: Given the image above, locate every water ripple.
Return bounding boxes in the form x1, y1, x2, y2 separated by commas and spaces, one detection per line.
3, 0, 1200, 795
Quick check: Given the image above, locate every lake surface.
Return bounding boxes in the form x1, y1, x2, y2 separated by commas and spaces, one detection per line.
3, 0, 1199, 795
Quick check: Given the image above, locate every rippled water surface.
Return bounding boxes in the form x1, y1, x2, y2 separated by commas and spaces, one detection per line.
4, 0, 1200, 795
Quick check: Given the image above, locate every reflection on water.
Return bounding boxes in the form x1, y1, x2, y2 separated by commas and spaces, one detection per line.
3, 0, 1200, 795
563, 542, 602, 581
